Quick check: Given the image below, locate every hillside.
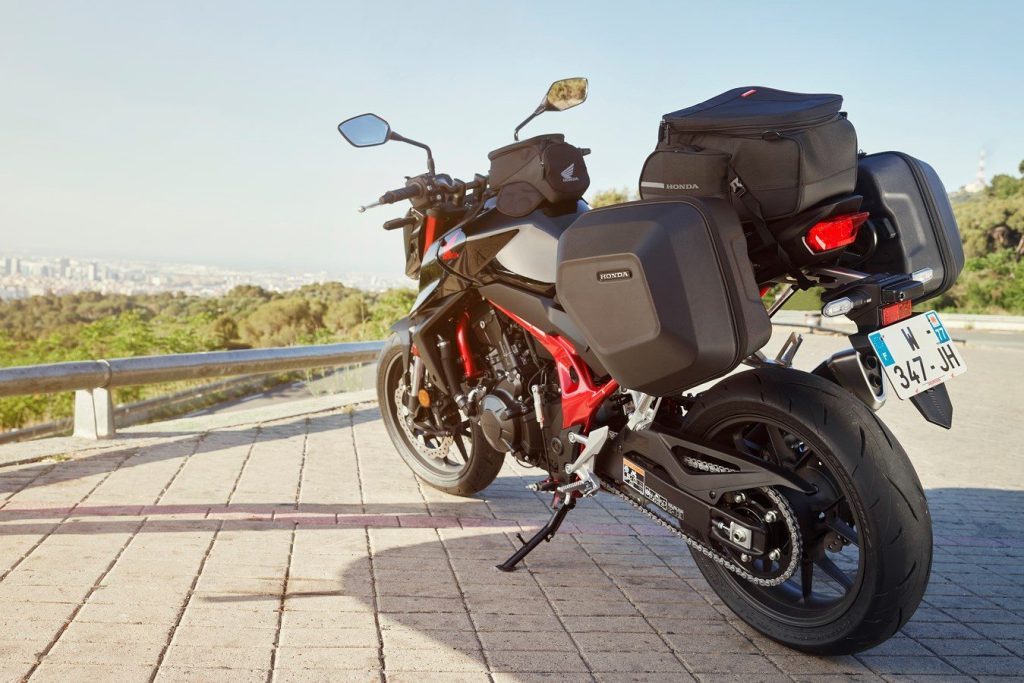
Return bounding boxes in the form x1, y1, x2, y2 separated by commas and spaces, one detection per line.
937, 163, 1024, 313
0, 284, 414, 430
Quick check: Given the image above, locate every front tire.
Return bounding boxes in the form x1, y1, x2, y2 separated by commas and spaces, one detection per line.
681, 367, 932, 655
376, 335, 503, 497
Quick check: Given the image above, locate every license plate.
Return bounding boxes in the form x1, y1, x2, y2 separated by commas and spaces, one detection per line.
868, 311, 966, 400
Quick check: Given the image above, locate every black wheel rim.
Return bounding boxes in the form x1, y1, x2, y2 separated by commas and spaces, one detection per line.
703, 415, 865, 628
383, 352, 472, 477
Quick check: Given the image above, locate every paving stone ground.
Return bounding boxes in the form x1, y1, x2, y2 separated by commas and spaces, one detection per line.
0, 335, 1021, 682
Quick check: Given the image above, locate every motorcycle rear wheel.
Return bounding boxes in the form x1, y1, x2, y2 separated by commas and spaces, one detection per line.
377, 335, 503, 496
680, 367, 932, 655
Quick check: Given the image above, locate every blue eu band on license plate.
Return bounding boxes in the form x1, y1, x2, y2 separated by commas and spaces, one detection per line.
868, 333, 895, 367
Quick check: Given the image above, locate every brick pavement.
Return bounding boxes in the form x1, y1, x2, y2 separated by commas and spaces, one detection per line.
0, 393, 1021, 682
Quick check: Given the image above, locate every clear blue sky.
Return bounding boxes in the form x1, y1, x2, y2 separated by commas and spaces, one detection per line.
2, 1, 1020, 278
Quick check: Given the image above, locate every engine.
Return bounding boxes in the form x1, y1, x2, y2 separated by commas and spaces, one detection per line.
464, 307, 555, 467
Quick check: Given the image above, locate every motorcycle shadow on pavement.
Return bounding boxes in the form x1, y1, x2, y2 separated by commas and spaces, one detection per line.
194, 486, 1024, 677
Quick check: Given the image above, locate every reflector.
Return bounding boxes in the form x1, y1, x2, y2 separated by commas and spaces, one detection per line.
881, 300, 913, 326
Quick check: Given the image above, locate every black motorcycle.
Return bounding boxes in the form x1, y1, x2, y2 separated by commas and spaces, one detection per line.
337, 78, 966, 654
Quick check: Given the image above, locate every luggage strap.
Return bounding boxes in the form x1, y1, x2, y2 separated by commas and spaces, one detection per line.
729, 174, 813, 289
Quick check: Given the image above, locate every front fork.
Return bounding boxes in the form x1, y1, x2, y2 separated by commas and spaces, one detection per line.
405, 354, 426, 415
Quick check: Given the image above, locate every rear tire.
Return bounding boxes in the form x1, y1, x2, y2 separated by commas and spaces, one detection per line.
376, 335, 503, 497
681, 367, 932, 655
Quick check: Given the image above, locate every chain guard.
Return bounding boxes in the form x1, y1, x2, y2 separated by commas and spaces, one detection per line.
606, 454, 802, 588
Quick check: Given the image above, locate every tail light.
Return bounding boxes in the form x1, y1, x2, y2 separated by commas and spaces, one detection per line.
805, 212, 870, 253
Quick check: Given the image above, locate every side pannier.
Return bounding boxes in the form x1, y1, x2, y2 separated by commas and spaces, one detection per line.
556, 198, 771, 396
488, 134, 590, 217
852, 152, 965, 302
639, 87, 858, 224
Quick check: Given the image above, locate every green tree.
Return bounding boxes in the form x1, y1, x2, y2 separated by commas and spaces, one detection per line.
241, 298, 323, 347
987, 174, 1024, 200
589, 187, 636, 207
324, 296, 364, 332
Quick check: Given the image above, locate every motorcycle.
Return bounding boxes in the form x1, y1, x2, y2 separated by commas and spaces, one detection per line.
337, 78, 965, 655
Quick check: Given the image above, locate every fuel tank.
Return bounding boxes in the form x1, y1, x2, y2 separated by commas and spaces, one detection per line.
413, 199, 587, 313
462, 200, 587, 284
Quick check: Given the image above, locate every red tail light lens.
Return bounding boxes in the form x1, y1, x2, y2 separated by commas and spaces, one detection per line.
881, 300, 913, 326
805, 212, 870, 253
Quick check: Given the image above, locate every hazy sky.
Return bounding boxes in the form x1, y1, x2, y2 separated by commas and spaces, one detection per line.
2, 1, 1021, 278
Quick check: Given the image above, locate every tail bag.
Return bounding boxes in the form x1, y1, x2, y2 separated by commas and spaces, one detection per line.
639, 87, 858, 223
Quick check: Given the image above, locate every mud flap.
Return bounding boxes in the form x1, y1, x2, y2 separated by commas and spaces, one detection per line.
910, 383, 953, 429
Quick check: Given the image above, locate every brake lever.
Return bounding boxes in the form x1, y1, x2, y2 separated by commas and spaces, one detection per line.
358, 200, 382, 213
383, 216, 418, 231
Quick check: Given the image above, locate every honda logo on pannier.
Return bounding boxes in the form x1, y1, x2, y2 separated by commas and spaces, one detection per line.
597, 269, 632, 281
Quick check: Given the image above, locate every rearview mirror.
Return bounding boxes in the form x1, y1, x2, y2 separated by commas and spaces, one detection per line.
544, 77, 588, 112
514, 77, 590, 140
338, 113, 391, 147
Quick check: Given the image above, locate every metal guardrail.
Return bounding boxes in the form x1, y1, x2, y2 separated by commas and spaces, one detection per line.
0, 341, 384, 440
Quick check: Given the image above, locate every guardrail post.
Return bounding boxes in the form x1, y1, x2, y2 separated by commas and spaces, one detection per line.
73, 388, 115, 439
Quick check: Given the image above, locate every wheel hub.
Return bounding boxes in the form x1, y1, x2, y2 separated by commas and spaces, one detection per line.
394, 380, 453, 461
714, 487, 800, 582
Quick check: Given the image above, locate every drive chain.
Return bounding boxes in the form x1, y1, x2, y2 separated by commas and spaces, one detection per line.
604, 455, 802, 587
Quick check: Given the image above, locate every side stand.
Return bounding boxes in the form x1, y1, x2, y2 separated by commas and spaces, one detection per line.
495, 497, 576, 572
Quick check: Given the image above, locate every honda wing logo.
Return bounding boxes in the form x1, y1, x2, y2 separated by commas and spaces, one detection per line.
561, 163, 579, 183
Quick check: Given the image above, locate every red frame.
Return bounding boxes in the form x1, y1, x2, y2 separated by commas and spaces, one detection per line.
455, 311, 481, 378
422, 214, 439, 259
489, 303, 619, 430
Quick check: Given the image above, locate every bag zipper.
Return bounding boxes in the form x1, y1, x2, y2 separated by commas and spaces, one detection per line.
663, 112, 841, 137
679, 199, 749, 366
888, 152, 957, 293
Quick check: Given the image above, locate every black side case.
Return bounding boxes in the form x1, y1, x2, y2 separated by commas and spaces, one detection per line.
556, 199, 771, 396
854, 152, 965, 302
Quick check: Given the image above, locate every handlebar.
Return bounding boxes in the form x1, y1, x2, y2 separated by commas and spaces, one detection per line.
358, 173, 488, 214
359, 183, 423, 213
380, 184, 423, 204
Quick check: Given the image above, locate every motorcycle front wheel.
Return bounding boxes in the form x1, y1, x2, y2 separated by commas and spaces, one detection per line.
680, 367, 932, 655
376, 335, 504, 496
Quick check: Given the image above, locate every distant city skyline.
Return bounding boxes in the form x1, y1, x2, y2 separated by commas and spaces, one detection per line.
2, 2, 1020, 276
0, 249, 408, 300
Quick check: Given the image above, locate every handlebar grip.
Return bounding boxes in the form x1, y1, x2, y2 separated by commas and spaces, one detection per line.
379, 184, 422, 204
383, 216, 418, 231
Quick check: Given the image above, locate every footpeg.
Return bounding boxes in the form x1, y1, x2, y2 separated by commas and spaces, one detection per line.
561, 426, 612, 498
557, 478, 598, 496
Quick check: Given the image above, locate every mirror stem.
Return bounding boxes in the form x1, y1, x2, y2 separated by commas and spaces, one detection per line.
389, 131, 435, 175
512, 105, 546, 142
